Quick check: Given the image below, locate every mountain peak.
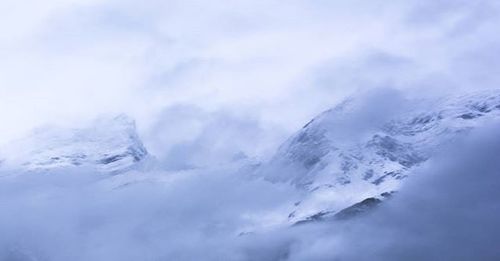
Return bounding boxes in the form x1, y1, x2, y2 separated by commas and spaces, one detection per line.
261, 89, 500, 222
0, 115, 148, 174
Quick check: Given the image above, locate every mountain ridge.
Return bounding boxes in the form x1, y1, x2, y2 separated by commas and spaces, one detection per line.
259, 89, 500, 223
0, 114, 149, 174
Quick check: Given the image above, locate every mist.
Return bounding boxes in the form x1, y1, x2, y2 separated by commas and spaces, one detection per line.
0, 166, 299, 261
2, 0, 500, 152
1, 89, 500, 260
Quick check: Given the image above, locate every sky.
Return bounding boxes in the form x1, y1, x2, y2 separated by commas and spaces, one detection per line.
2, 0, 500, 159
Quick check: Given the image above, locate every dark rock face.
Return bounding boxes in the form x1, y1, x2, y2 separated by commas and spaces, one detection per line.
293, 210, 336, 226
459, 113, 482, 119
366, 135, 425, 168
262, 123, 335, 185
294, 192, 396, 225
333, 197, 382, 220
287, 130, 333, 171
97, 141, 148, 168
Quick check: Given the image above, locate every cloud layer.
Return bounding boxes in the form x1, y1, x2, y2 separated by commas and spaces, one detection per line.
2, 0, 500, 156
1, 90, 500, 260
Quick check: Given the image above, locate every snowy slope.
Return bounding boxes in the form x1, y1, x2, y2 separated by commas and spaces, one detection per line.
261, 90, 500, 223
0, 115, 148, 174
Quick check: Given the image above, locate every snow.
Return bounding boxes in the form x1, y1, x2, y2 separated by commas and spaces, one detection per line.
0, 115, 149, 174
260, 89, 500, 222
1, 90, 500, 226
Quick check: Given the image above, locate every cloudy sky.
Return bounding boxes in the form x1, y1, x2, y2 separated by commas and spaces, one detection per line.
2, 0, 500, 159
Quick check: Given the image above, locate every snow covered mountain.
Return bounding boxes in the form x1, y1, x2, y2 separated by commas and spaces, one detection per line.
2, 90, 499, 227
261, 89, 500, 223
0, 115, 148, 174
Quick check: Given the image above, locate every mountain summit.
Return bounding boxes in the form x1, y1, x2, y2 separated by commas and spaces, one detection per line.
261, 89, 500, 222
0, 115, 148, 174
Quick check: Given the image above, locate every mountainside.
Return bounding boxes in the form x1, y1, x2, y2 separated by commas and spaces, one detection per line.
1, 90, 499, 226
261, 89, 500, 223
0, 115, 148, 174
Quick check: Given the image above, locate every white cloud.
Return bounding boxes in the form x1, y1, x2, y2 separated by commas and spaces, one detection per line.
1, 0, 500, 154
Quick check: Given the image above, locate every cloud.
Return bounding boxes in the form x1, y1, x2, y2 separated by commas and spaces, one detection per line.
145, 105, 284, 168
3, 0, 500, 148
0, 166, 300, 261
